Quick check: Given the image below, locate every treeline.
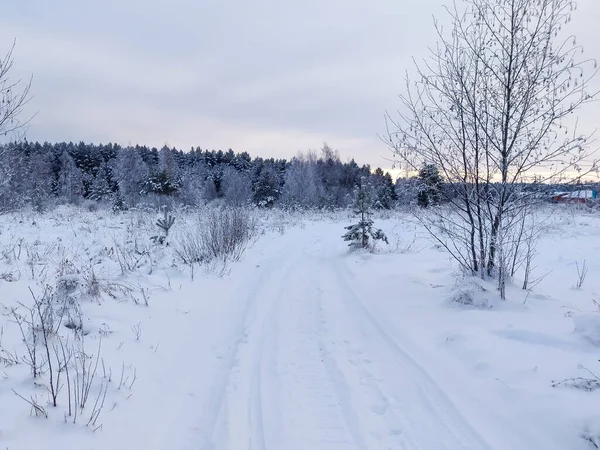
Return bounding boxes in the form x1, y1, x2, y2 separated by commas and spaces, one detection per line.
0, 141, 400, 212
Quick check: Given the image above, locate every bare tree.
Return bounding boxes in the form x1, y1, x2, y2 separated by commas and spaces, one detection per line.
0, 41, 32, 212
0, 40, 32, 139
385, 0, 598, 297
281, 150, 324, 208
222, 166, 253, 206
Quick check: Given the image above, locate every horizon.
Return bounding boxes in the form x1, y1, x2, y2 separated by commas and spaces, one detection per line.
6, 138, 600, 184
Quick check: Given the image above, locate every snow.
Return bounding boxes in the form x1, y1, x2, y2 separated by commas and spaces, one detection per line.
574, 314, 600, 347
1, 204, 599, 449
583, 417, 600, 448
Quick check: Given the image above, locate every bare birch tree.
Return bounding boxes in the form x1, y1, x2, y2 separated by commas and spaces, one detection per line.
0, 41, 32, 212
0, 40, 32, 139
385, 0, 598, 297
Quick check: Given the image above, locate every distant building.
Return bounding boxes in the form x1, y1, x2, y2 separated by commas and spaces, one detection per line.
551, 190, 598, 204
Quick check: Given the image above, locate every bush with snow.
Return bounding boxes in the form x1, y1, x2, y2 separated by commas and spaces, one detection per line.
175, 207, 258, 275
447, 278, 497, 309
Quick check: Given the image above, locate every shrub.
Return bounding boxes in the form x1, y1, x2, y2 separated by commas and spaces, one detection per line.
175, 207, 257, 271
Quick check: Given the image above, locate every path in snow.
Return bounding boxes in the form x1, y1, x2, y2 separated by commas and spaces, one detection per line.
152, 226, 555, 450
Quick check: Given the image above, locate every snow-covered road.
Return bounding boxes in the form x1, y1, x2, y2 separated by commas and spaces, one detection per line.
145, 224, 557, 450
205, 248, 489, 450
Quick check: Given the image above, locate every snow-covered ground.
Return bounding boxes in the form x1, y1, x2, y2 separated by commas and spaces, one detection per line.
1, 205, 599, 449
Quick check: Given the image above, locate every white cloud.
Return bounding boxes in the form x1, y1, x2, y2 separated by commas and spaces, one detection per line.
0, 0, 598, 172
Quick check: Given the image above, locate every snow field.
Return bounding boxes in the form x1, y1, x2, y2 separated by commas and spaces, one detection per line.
0, 204, 599, 449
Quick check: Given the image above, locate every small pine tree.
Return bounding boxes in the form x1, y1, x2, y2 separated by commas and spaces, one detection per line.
152, 207, 176, 245
343, 178, 388, 249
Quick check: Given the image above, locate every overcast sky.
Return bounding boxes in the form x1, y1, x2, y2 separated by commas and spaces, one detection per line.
1, 0, 599, 171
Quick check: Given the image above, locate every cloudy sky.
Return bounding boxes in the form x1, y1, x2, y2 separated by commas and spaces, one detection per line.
1, 0, 599, 171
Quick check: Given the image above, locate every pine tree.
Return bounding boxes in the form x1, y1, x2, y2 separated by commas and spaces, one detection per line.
385, 172, 398, 202
342, 177, 388, 249
88, 163, 113, 201
153, 146, 181, 195
252, 167, 280, 207
417, 164, 442, 207
372, 168, 397, 210
145, 170, 180, 196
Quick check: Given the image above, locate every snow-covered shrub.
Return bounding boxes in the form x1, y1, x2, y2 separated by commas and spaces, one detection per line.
447, 278, 495, 309
54, 274, 85, 333
552, 377, 600, 392
174, 227, 206, 266
56, 274, 80, 295
202, 207, 257, 262
175, 207, 257, 272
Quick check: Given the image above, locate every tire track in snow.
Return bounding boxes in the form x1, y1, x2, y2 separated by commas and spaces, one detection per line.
267, 260, 368, 450
199, 249, 297, 450
312, 273, 370, 450
327, 257, 494, 450
314, 260, 419, 450
246, 257, 299, 450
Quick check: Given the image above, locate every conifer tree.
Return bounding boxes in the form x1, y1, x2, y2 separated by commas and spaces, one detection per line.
417, 164, 442, 208
343, 177, 388, 249
88, 163, 113, 201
